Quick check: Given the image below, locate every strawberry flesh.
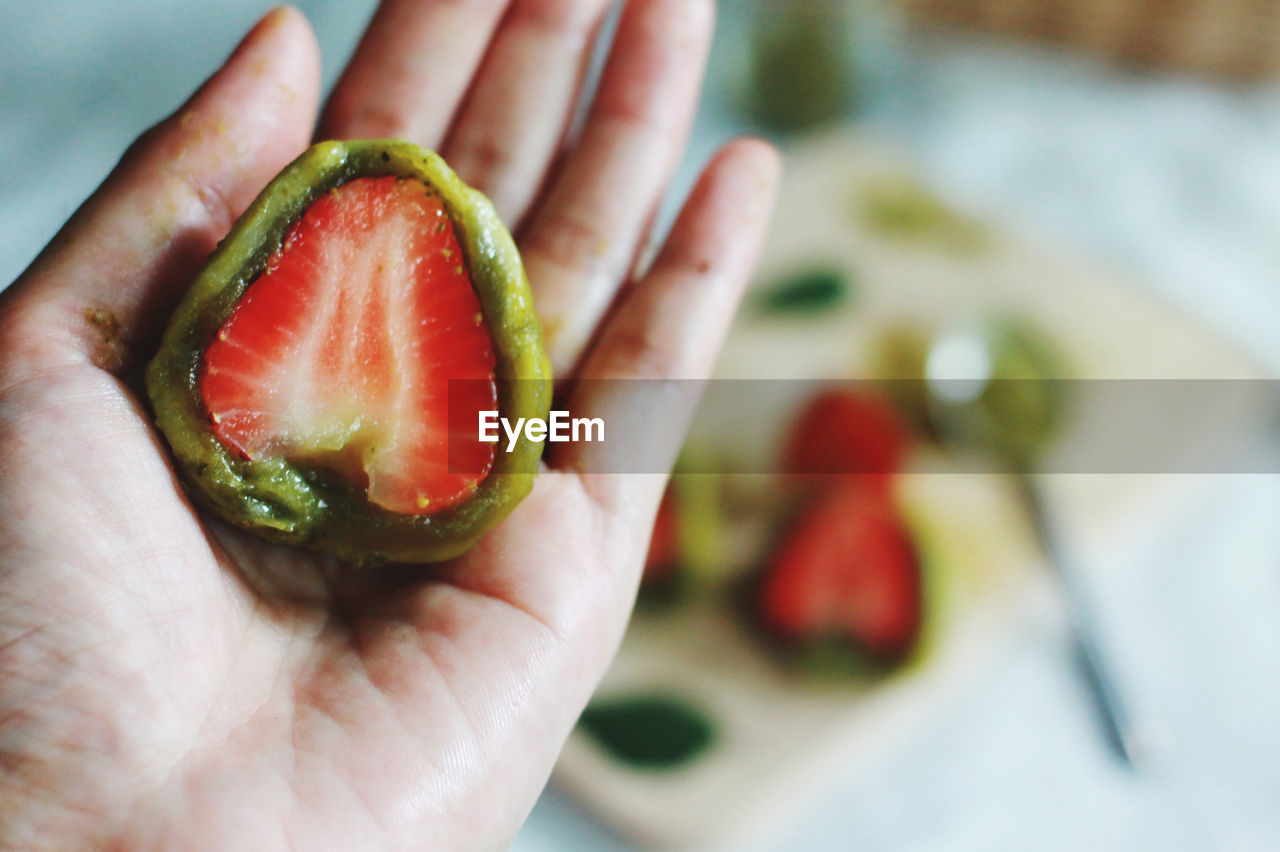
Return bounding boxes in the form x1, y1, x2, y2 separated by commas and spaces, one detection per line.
782, 389, 907, 488
201, 176, 497, 515
757, 479, 922, 663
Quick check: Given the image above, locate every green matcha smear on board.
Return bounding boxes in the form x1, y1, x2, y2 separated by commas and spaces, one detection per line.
858, 176, 990, 255
579, 694, 716, 770
755, 267, 851, 315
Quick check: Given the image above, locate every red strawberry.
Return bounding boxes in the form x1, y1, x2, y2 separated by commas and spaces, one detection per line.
643, 489, 680, 586
756, 478, 922, 664
782, 389, 907, 488
201, 176, 497, 516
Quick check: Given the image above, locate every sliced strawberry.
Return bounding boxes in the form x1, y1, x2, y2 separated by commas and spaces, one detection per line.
201, 176, 497, 515
782, 388, 908, 488
643, 489, 680, 587
757, 478, 922, 663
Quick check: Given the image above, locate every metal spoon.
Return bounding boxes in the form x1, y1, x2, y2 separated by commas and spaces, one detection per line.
922, 322, 1143, 768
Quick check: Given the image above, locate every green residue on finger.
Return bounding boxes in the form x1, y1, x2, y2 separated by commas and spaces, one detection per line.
579, 694, 716, 770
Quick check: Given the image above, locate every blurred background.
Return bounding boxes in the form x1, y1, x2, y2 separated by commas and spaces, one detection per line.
3, 1, 1280, 849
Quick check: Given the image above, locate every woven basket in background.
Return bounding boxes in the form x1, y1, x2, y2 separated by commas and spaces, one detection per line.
902, 0, 1280, 79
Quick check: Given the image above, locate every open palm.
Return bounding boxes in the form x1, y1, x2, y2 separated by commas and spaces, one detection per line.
0, 3, 777, 848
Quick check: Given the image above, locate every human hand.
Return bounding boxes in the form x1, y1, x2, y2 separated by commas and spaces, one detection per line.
0, 2, 777, 848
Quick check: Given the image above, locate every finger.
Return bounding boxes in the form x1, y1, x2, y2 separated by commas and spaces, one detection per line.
440, 0, 612, 225
317, 0, 511, 146
518, 0, 715, 375
4, 7, 321, 377
553, 138, 781, 512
